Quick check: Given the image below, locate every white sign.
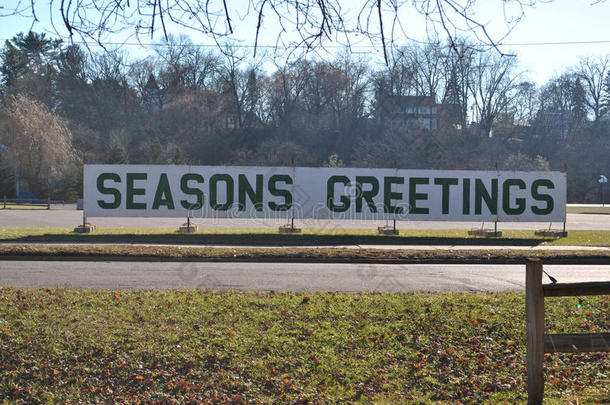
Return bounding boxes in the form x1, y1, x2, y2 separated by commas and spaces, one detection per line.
84, 165, 567, 222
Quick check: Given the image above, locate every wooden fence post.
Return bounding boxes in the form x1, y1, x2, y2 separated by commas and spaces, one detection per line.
526, 259, 545, 405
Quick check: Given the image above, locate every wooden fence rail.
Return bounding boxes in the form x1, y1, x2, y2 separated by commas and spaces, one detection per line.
543, 281, 610, 297
2, 196, 65, 209
526, 259, 609, 405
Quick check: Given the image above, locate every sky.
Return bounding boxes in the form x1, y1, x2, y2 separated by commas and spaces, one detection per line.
478, 0, 610, 83
1, 0, 609, 85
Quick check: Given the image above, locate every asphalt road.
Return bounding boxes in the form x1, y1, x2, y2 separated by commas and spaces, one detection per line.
1, 261, 609, 292
0, 206, 608, 230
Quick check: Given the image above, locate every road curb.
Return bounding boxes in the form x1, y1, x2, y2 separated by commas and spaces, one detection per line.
3, 254, 610, 265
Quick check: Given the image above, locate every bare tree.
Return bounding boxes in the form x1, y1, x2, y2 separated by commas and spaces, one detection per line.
539, 74, 574, 113
84, 50, 143, 137
406, 41, 445, 98
3, 1, 543, 63
300, 60, 349, 130
265, 59, 310, 131
576, 55, 610, 123
370, 50, 418, 116
153, 35, 220, 95
215, 44, 265, 129
536, 73, 587, 141
511, 81, 539, 124
469, 51, 521, 136
329, 51, 369, 126
128, 57, 165, 112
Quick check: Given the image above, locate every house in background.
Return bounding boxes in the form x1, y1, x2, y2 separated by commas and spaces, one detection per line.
534, 109, 574, 139
375, 95, 460, 131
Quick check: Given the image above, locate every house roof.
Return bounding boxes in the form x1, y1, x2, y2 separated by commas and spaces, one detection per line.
385, 95, 437, 107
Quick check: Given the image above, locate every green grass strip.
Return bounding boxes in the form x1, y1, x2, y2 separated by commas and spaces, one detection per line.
3, 227, 610, 247
3, 244, 610, 264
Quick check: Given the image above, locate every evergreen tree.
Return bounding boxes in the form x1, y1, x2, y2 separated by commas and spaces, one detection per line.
1, 31, 63, 103
1, 32, 61, 82
105, 137, 128, 164
0, 41, 28, 87
323, 152, 345, 168
571, 78, 588, 125
143, 137, 166, 164
55, 45, 92, 122
0, 152, 15, 198
169, 146, 186, 165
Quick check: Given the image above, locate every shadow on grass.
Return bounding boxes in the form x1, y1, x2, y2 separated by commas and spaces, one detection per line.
0, 232, 553, 247
572, 211, 610, 215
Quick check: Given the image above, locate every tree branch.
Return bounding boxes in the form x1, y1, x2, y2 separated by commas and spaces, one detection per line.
377, 0, 388, 66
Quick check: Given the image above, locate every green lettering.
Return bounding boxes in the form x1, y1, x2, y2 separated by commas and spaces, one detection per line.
384, 177, 404, 214
409, 177, 429, 214
180, 173, 204, 210
502, 179, 526, 215
97, 173, 121, 209
126, 173, 147, 210
463, 179, 470, 215
475, 179, 498, 215
209, 174, 234, 211
355, 176, 379, 213
152, 173, 175, 209
434, 178, 458, 215
268, 175, 293, 211
327, 176, 350, 212
531, 179, 555, 215
238, 174, 263, 211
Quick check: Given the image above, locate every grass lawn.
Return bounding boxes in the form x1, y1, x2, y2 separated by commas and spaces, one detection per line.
567, 206, 610, 215
2, 227, 610, 247
0, 289, 607, 403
